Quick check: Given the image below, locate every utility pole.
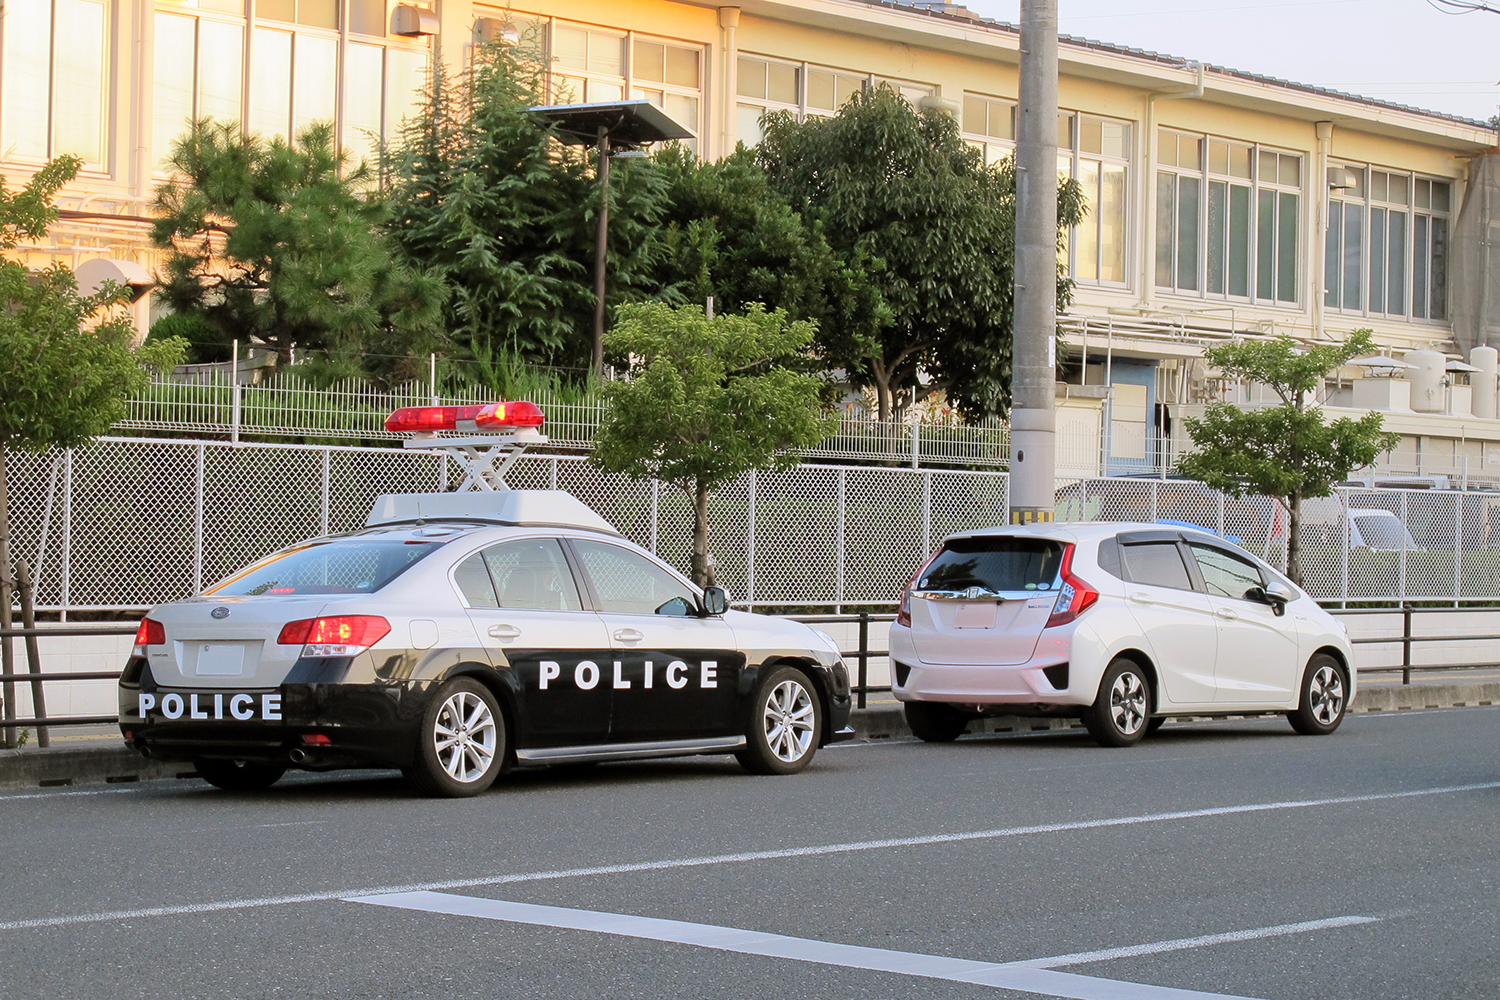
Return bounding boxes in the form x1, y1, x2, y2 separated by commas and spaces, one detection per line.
592, 126, 612, 379
1009, 0, 1059, 524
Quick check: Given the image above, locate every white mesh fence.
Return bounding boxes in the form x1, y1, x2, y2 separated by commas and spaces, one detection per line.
9, 439, 1500, 612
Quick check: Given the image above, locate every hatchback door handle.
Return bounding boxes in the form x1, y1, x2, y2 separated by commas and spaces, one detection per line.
487, 624, 522, 639
1215, 608, 1238, 620
613, 628, 645, 643
1129, 593, 1154, 605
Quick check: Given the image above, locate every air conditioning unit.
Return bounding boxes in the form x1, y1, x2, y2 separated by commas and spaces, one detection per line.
391, 4, 437, 37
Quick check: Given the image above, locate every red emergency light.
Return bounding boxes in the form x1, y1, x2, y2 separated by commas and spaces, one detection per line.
384, 401, 545, 434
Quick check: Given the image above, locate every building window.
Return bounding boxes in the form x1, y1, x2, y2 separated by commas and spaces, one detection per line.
1, 0, 109, 166
1059, 112, 1130, 286
960, 93, 1014, 167
633, 37, 701, 151
151, 2, 424, 170
551, 24, 626, 103
735, 55, 929, 144
1156, 129, 1300, 305
1327, 166, 1450, 322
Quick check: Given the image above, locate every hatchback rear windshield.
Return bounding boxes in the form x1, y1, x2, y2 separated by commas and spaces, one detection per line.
207, 539, 444, 596
918, 537, 1065, 593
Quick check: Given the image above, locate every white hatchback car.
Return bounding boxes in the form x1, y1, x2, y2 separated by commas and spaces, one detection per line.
889, 522, 1354, 747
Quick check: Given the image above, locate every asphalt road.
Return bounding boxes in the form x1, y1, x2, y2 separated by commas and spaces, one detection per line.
2, 708, 1498, 1000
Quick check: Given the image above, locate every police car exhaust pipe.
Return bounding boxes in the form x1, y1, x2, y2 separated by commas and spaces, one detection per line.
289, 748, 310, 764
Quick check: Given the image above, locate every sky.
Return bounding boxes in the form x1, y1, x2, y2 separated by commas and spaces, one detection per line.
964, 0, 1500, 124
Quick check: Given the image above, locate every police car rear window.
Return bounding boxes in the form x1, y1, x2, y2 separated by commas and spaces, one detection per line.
919, 537, 1063, 594
206, 540, 443, 596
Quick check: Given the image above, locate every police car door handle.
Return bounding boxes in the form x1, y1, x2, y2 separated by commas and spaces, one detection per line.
613, 628, 645, 643
487, 624, 523, 639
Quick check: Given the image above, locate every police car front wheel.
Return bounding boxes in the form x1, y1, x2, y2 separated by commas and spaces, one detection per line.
737, 666, 822, 776
405, 677, 507, 798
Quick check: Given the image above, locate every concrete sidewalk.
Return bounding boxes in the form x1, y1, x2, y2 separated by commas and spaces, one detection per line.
1, 678, 1495, 792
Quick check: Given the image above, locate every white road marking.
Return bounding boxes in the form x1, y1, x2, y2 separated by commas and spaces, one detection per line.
0, 786, 142, 802
1013, 915, 1382, 968
0, 779, 1493, 932
351, 891, 1376, 1000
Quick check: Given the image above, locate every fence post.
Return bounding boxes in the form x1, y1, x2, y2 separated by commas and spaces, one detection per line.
192, 443, 206, 593
1402, 604, 1413, 685
921, 470, 933, 557
1217, 492, 1225, 537
1399, 492, 1408, 601
857, 611, 869, 710
910, 422, 920, 470
835, 468, 847, 614
746, 469, 757, 609
320, 447, 332, 537
17, 561, 47, 748
230, 340, 241, 445
1454, 491, 1462, 603
650, 479, 659, 554
1340, 490, 1350, 603
549, 456, 559, 491
60, 450, 72, 623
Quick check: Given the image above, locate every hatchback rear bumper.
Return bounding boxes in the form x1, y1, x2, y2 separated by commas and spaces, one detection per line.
889, 625, 1093, 707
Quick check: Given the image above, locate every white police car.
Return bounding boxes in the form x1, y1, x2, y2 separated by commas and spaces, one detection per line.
119, 404, 852, 796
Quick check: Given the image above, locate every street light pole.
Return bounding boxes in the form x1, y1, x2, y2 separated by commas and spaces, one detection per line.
1010, 0, 1059, 524
592, 126, 612, 379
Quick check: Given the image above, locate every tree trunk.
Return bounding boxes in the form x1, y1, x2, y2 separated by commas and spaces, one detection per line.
1286, 492, 1303, 586
0, 441, 14, 749
690, 482, 713, 588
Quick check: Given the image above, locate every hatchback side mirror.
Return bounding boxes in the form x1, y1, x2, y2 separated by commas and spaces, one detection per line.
1248, 580, 1293, 615
700, 586, 729, 616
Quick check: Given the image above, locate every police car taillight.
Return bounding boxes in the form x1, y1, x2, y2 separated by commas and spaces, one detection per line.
1046, 544, 1099, 629
133, 618, 164, 653
278, 615, 391, 657
384, 401, 545, 433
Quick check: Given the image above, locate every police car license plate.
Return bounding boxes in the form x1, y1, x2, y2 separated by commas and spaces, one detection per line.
137, 691, 282, 721
194, 643, 245, 676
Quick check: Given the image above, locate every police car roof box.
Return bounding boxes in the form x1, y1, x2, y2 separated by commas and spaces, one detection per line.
366, 490, 621, 535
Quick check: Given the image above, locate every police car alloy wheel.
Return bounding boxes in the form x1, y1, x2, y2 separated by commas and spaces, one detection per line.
1288, 654, 1347, 736
737, 666, 822, 775
406, 677, 506, 798
195, 758, 287, 791
1083, 658, 1150, 748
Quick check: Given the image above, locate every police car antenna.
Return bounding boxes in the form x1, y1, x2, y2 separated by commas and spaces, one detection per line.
384, 401, 550, 492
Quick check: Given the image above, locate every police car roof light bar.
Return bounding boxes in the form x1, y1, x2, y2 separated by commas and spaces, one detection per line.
385, 401, 550, 492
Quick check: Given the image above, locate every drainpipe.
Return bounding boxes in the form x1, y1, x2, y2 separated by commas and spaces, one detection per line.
1140, 61, 1204, 310
134, 0, 155, 203
719, 7, 741, 158
1314, 122, 1334, 342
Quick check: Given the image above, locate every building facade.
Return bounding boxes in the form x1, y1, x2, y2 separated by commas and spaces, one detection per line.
3, 0, 1498, 480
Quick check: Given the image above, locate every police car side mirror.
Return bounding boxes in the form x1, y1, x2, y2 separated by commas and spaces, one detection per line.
700, 586, 728, 616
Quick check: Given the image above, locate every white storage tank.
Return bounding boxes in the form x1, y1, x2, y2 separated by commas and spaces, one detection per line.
1404, 350, 1447, 413
1471, 345, 1498, 419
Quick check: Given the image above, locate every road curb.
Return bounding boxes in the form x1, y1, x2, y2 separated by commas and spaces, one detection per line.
846, 680, 1500, 742
1, 680, 1495, 790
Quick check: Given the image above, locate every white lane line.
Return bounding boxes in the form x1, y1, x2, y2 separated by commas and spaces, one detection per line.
1, 779, 1494, 932
352, 891, 1371, 1000
0, 786, 143, 802
1013, 915, 1382, 968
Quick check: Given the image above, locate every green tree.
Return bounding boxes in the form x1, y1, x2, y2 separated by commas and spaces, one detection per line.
649, 144, 879, 334
152, 119, 445, 384
1175, 330, 1400, 584
590, 302, 831, 587
0, 157, 184, 744
384, 42, 670, 381
756, 87, 1083, 421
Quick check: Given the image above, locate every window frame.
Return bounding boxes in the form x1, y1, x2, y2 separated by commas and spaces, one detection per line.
1155, 128, 1304, 308
734, 52, 932, 145
1060, 111, 1132, 289
0, 0, 112, 170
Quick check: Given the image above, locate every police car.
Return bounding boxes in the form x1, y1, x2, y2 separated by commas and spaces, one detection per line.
119, 403, 853, 796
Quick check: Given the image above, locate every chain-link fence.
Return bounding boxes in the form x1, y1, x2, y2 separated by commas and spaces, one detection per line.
12, 438, 1500, 614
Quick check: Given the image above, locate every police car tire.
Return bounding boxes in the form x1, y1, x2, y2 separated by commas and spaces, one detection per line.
736, 665, 822, 776
405, 677, 506, 798
194, 758, 287, 791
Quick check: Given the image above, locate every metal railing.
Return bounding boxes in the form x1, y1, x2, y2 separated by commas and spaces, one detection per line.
789, 612, 897, 710
0, 625, 136, 746
1337, 604, 1500, 685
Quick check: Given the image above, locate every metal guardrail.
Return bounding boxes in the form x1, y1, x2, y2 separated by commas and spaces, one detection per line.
790, 612, 897, 710
0, 625, 137, 740
1336, 604, 1500, 685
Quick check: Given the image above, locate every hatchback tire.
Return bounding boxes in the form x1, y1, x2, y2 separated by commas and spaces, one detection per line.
405, 677, 506, 797
904, 701, 970, 742
1084, 658, 1151, 748
737, 665, 822, 775
1288, 654, 1348, 735
195, 759, 286, 791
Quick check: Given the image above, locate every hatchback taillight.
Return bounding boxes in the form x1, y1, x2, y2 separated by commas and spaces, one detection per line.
896, 549, 942, 628
1046, 544, 1099, 628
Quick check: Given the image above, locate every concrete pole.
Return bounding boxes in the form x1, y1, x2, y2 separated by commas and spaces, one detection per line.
592, 128, 612, 379
1010, 0, 1059, 524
